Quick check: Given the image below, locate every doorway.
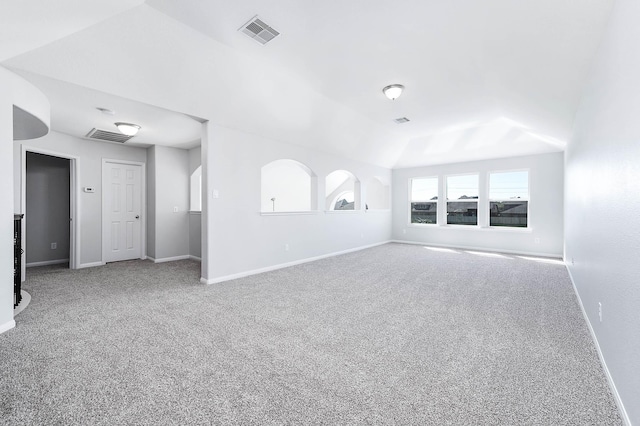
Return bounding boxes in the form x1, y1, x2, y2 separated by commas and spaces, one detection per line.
23, 151, 76, 273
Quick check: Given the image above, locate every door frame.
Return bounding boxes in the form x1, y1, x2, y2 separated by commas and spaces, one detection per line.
21, 145, 79, 273
101, 159, 146, 263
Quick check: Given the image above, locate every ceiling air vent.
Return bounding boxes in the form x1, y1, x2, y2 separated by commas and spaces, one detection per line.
239, 16, 280, 45
85, 128, 133, 143
394, 117, 410, 124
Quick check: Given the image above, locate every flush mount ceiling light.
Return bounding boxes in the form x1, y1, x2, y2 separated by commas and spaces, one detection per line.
115, 122, 141, 136
382, 84, 405, 100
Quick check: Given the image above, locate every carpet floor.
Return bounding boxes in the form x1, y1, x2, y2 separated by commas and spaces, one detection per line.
0, 243, 622, 425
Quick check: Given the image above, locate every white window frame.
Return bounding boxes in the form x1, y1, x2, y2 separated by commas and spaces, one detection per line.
488, 169, 530, 229
409, 176, 439, 225
445, 173, 479, 227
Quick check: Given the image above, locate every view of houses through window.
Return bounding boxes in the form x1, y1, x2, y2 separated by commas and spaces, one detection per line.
447, 174, 479, 225
489, 171, 529, 227
409, 171, 528, 228
410, 177, 438, 224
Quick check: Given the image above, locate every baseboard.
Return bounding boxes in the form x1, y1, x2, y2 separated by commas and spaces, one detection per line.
148, 255, 191, 264
565, 266, 631, 426
0, 319, 16, 335
201, 241, 391, 285
189, 255, 201, 262
390, 239, 562, 259
78, 261, 106, 269
26, 259, 69, 268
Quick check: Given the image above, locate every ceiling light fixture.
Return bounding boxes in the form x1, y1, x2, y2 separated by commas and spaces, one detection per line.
115, 122, 141, 136
382, 84, 404, 100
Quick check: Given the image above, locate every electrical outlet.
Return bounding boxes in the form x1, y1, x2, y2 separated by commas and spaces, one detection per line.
598, 302, 602, 322
173, 206, 179, 213
51, 242, 57, 249
402, 229, 406, 234
571, 257, 575, 265
285, 244, 289, 252
534, 237, 541, 244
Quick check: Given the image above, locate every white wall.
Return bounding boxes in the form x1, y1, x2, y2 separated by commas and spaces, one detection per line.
565, 0, 640, 422
204, 125, 392, 282
0, 83, 14, 333
189, 212, 201, 259
392, 152, 564, 257
146, 145, 189, 261
25, 152, 70, 265
188, 146, 201, 211
1, 66, 50, 334
14, 131, 147, 267
188, 146, 202, 259
146, 146, 157, 259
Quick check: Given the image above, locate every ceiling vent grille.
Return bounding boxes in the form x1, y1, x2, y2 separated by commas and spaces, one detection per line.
240, 16, 280, 44
86, 128, 133, 143
394, 117, 410, 124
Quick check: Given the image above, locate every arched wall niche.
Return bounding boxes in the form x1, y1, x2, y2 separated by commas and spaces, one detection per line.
325, 170, 360, 210
261, 159, 317, 212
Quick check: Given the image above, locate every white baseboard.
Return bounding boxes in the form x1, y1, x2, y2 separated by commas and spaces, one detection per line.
565, 266, 631, 426
0, 319, 16, 335
78, 261, 106, 269
189, 255, 201, 262
201, 241, 391, 285
148, 255, 191, 264
26, 259, 69, 268
391, 239, 562, 259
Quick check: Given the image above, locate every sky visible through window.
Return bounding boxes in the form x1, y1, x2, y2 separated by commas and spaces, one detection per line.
447, 175, 478, 200
489, 171, 528, 199
411, 177, 438, 201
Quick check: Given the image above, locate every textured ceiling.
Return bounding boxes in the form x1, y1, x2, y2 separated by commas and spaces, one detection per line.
1, 0, 614, 167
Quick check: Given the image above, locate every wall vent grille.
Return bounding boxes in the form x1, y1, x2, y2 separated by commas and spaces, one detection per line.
240, 16, 280, 45
394, 117, 410, 124
85, 128, 133, 143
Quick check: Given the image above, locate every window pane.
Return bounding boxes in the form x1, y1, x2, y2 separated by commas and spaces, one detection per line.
447, 201, 478, 225
490, 201, 528, 227
411, 202, 437, 224
447, 175, 478, 200
411, 177, 438, 201
489, 171, 528, 200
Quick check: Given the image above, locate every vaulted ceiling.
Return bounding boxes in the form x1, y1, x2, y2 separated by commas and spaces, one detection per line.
1, 0, 614, 168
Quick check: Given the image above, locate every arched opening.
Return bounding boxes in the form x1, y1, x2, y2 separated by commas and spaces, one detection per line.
261, 159, 316, 212
325, 170, 360, 210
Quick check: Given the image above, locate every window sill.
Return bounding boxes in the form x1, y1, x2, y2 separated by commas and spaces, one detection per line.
261, 211, 319, 216
436, 224, 532, 233
324, 210, 362, 214
188, 211, 201, 215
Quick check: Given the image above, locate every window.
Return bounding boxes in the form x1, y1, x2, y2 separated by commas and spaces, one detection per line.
489, 171, 529, 228
261, 159, 315, 212
447, 175, 478, 225
410, 177, 438, 224
326, 170, 359, 210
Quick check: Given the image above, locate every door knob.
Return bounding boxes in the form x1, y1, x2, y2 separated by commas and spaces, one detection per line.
135, 215, 140, 219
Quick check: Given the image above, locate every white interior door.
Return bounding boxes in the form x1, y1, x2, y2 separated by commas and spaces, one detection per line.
103, 161, 142, 262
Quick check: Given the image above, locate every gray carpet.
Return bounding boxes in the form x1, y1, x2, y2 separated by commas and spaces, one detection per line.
0, 243, 622, 425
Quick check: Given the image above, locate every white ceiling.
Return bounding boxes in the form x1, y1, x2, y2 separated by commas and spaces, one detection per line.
1, 0, 614, 166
